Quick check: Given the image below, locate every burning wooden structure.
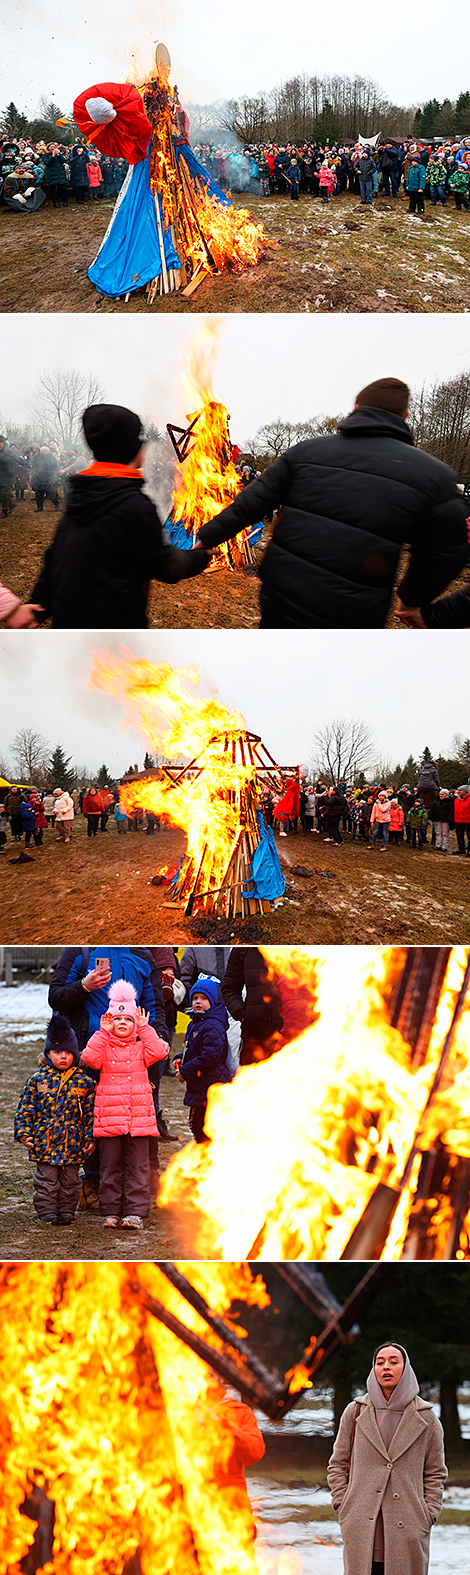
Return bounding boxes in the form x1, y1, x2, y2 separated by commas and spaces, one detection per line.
158, 948, 470, 1262
161, 728, 286, 918
0, 1260, 396, 1575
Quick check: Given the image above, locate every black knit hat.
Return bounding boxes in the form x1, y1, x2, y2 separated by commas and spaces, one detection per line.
45, 1013, 80, 1065
82, 404, 144, 464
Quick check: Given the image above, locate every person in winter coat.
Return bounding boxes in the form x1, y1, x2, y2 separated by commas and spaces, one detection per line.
81, 979, 168, 1226
31, 447, 60, 512
198, 378, 469, 629
14, 1013, 95, 1223
29, 791, 48, 846
452, 785, 470, 855
448, 164, 469, 210
427, 154, 447, 206
416, 763, 440, 808
86, 156, 103, 198
406, 157, 426, 215
324, 787, 348, 845
388, 799, 405, 846
286, 156, 301, 199
0, 436, 17, 516
53, 786, 74, 842
222, 948, 283, 1065
5, 785, 23, 840
327, 1341, 446, 1575
82, 786, 103, 836
407, 799, 428, 849
318, 160, 336, 201
210, 1385, 265, 1533
19, 795, 37, 848
357, 149, 376, 205
70, 144, 89, 202
369, 791, 392, 850
174, 974, 233, 1143
42, 146, 68, 207
430, 789, 454, 852
29, 403, 211, 628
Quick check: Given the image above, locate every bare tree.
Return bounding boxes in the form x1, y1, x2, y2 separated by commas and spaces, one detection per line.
11, 728, 50, 786
411, 372, 470, 489
32, 369, 106, 448
311, 718, 375, 785
247, 413, 340, 462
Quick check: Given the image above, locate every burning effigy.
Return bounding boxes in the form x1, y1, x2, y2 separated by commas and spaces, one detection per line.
90, 653, 287, 918
0, 1260, 395, 1575
73, 43, 274, 302
157, 947, 470, 1262
164, 322, 263, 568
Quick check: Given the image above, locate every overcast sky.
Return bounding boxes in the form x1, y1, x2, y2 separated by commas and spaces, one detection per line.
0, 630, 466, 777
2, 0, 469, 120
2, 315, 470, 445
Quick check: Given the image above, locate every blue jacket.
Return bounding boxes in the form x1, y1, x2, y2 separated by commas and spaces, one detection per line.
180, 1002, 233, 1106
62, 947, 166, 1040
20, 801, 36, 832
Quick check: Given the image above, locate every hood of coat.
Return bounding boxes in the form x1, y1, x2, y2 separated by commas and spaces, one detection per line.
338, 407, 414, 446
65, 473, 145, 527
188, 1000, 228, 1031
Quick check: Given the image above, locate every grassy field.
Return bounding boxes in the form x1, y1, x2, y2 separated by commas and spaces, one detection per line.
1, 813, 469, 945
1, 496, 468, 628
1, 189, 470, 313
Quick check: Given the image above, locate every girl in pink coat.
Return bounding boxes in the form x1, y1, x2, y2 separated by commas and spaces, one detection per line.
319, 161, 336, 202
388, 797, 405, 846
368, 790, 392, 851
81, 979, 168, 1229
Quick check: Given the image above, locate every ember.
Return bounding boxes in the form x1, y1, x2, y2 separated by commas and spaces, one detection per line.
90, 653, 287, 918
158, 947, 470, 1262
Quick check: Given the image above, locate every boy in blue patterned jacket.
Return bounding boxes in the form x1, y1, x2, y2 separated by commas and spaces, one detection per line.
14, 1013, 96, 1224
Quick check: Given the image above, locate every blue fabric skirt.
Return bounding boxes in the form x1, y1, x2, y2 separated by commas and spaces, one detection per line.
88, 142, 231, 298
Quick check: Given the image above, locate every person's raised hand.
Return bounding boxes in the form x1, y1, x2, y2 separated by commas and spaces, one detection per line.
100, 1011, 115, 1032
136, 1006, 150, 1029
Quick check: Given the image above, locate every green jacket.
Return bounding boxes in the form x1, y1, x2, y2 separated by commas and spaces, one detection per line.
449, 167, 469, 193
407, 806, 428, 830
14, 1060, 95, 1163
427, 159, 446, 186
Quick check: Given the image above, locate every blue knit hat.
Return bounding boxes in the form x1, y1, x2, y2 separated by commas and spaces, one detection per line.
189, 974, 219, 1009
45, 1013, 80, 1064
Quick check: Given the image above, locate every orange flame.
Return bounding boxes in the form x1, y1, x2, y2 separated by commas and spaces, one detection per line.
170, 321, 254, 566
158, 948, 470, 1261
0, 1262, 282, 1575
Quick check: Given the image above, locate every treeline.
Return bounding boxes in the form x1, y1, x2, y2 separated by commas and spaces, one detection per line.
0, 98, 77, 146
225, 73, 416, 146
1, 729, 118, 793
414, 92, 470, 138
242, 371, 470, 492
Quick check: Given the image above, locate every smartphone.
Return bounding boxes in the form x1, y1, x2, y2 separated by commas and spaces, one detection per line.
96, 957, 110, 971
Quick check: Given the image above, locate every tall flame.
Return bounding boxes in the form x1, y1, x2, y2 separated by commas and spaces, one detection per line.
170, 322, 252, 564
158, 947, 470, 1261
0, 1263, 281, 1575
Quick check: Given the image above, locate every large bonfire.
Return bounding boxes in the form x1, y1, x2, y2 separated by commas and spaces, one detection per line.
0, 1261, 284, 1575
166, 322, 260, 567
157, 947, 470, 1262
91, 652, 286, 918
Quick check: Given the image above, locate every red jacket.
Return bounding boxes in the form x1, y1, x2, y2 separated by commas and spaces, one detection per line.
83, 791, 104, 814
81, 1021, 167, 1136
215, 1398, 265, 1487
454, 792, 470, 824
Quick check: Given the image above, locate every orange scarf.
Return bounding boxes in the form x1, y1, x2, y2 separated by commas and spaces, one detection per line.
78, 462, 143, 479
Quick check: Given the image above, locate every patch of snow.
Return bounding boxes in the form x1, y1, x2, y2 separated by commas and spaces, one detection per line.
0, 981, 49, 1038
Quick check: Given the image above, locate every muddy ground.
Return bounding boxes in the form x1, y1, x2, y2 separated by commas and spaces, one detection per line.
1, 1016, 190, 1260
1, 497, 468, 629
2, 190, 470, 314
1, 814, 469, 945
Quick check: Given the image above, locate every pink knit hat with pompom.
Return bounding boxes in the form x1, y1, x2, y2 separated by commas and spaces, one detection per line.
108, 979, 138, 1025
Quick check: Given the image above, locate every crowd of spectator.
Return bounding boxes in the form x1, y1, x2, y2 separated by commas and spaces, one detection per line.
194, 136, 470, 213
263, 764, 470, 856
2, 131, 469, 218
0, 136, 128, 213
0, 435, 87, 518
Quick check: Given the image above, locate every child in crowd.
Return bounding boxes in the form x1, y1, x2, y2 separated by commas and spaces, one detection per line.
14, 1013, 96, 1224
81, 979, 168, 1228
388, 798, 405, 846
407, 797, 428, 848
318, 160, 335, 202
369, 790, 391, 850
114, 802, 128, 833
288, 155, 301, 200
174, 974, 234, 1144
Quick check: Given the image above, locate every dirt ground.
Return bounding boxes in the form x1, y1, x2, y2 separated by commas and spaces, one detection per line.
1, 813, 469, 945
1, 497, 468, 629
2, 189, 470, 313
0, 1022, 191, 1260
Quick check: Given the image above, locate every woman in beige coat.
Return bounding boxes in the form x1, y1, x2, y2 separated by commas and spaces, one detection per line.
327, 1342, 447, 1575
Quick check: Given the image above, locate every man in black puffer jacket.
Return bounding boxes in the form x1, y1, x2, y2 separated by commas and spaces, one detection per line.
198, 378, 469, 628
29, 403, 211, 627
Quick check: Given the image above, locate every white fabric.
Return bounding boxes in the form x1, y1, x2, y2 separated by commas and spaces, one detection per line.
85, 97, 117, 125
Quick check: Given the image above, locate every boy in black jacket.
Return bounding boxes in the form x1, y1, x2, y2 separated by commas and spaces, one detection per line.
174, 974, 232, 1143
29, 404, 211, 627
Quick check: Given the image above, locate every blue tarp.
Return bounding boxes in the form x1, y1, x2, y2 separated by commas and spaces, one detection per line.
88, 139, 231, 298
165, 515, 264, 549
243, 810, 286, 902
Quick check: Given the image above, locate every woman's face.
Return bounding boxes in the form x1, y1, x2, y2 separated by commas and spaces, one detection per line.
374, 1346, 405, 1392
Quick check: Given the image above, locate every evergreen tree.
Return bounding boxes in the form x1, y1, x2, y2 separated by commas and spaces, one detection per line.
47, 744, 75, 791
144, 751, 156, 770
97, 762, 114, 789
0, 101, 30, 137
419, 745, 432, 767
454, 91, 470, 133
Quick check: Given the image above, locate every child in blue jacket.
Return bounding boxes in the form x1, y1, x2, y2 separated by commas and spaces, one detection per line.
406, 157, 426, 216
174, 974, 233, 1143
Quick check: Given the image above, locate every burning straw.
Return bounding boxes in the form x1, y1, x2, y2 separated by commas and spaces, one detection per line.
157, 947, 470, 1262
